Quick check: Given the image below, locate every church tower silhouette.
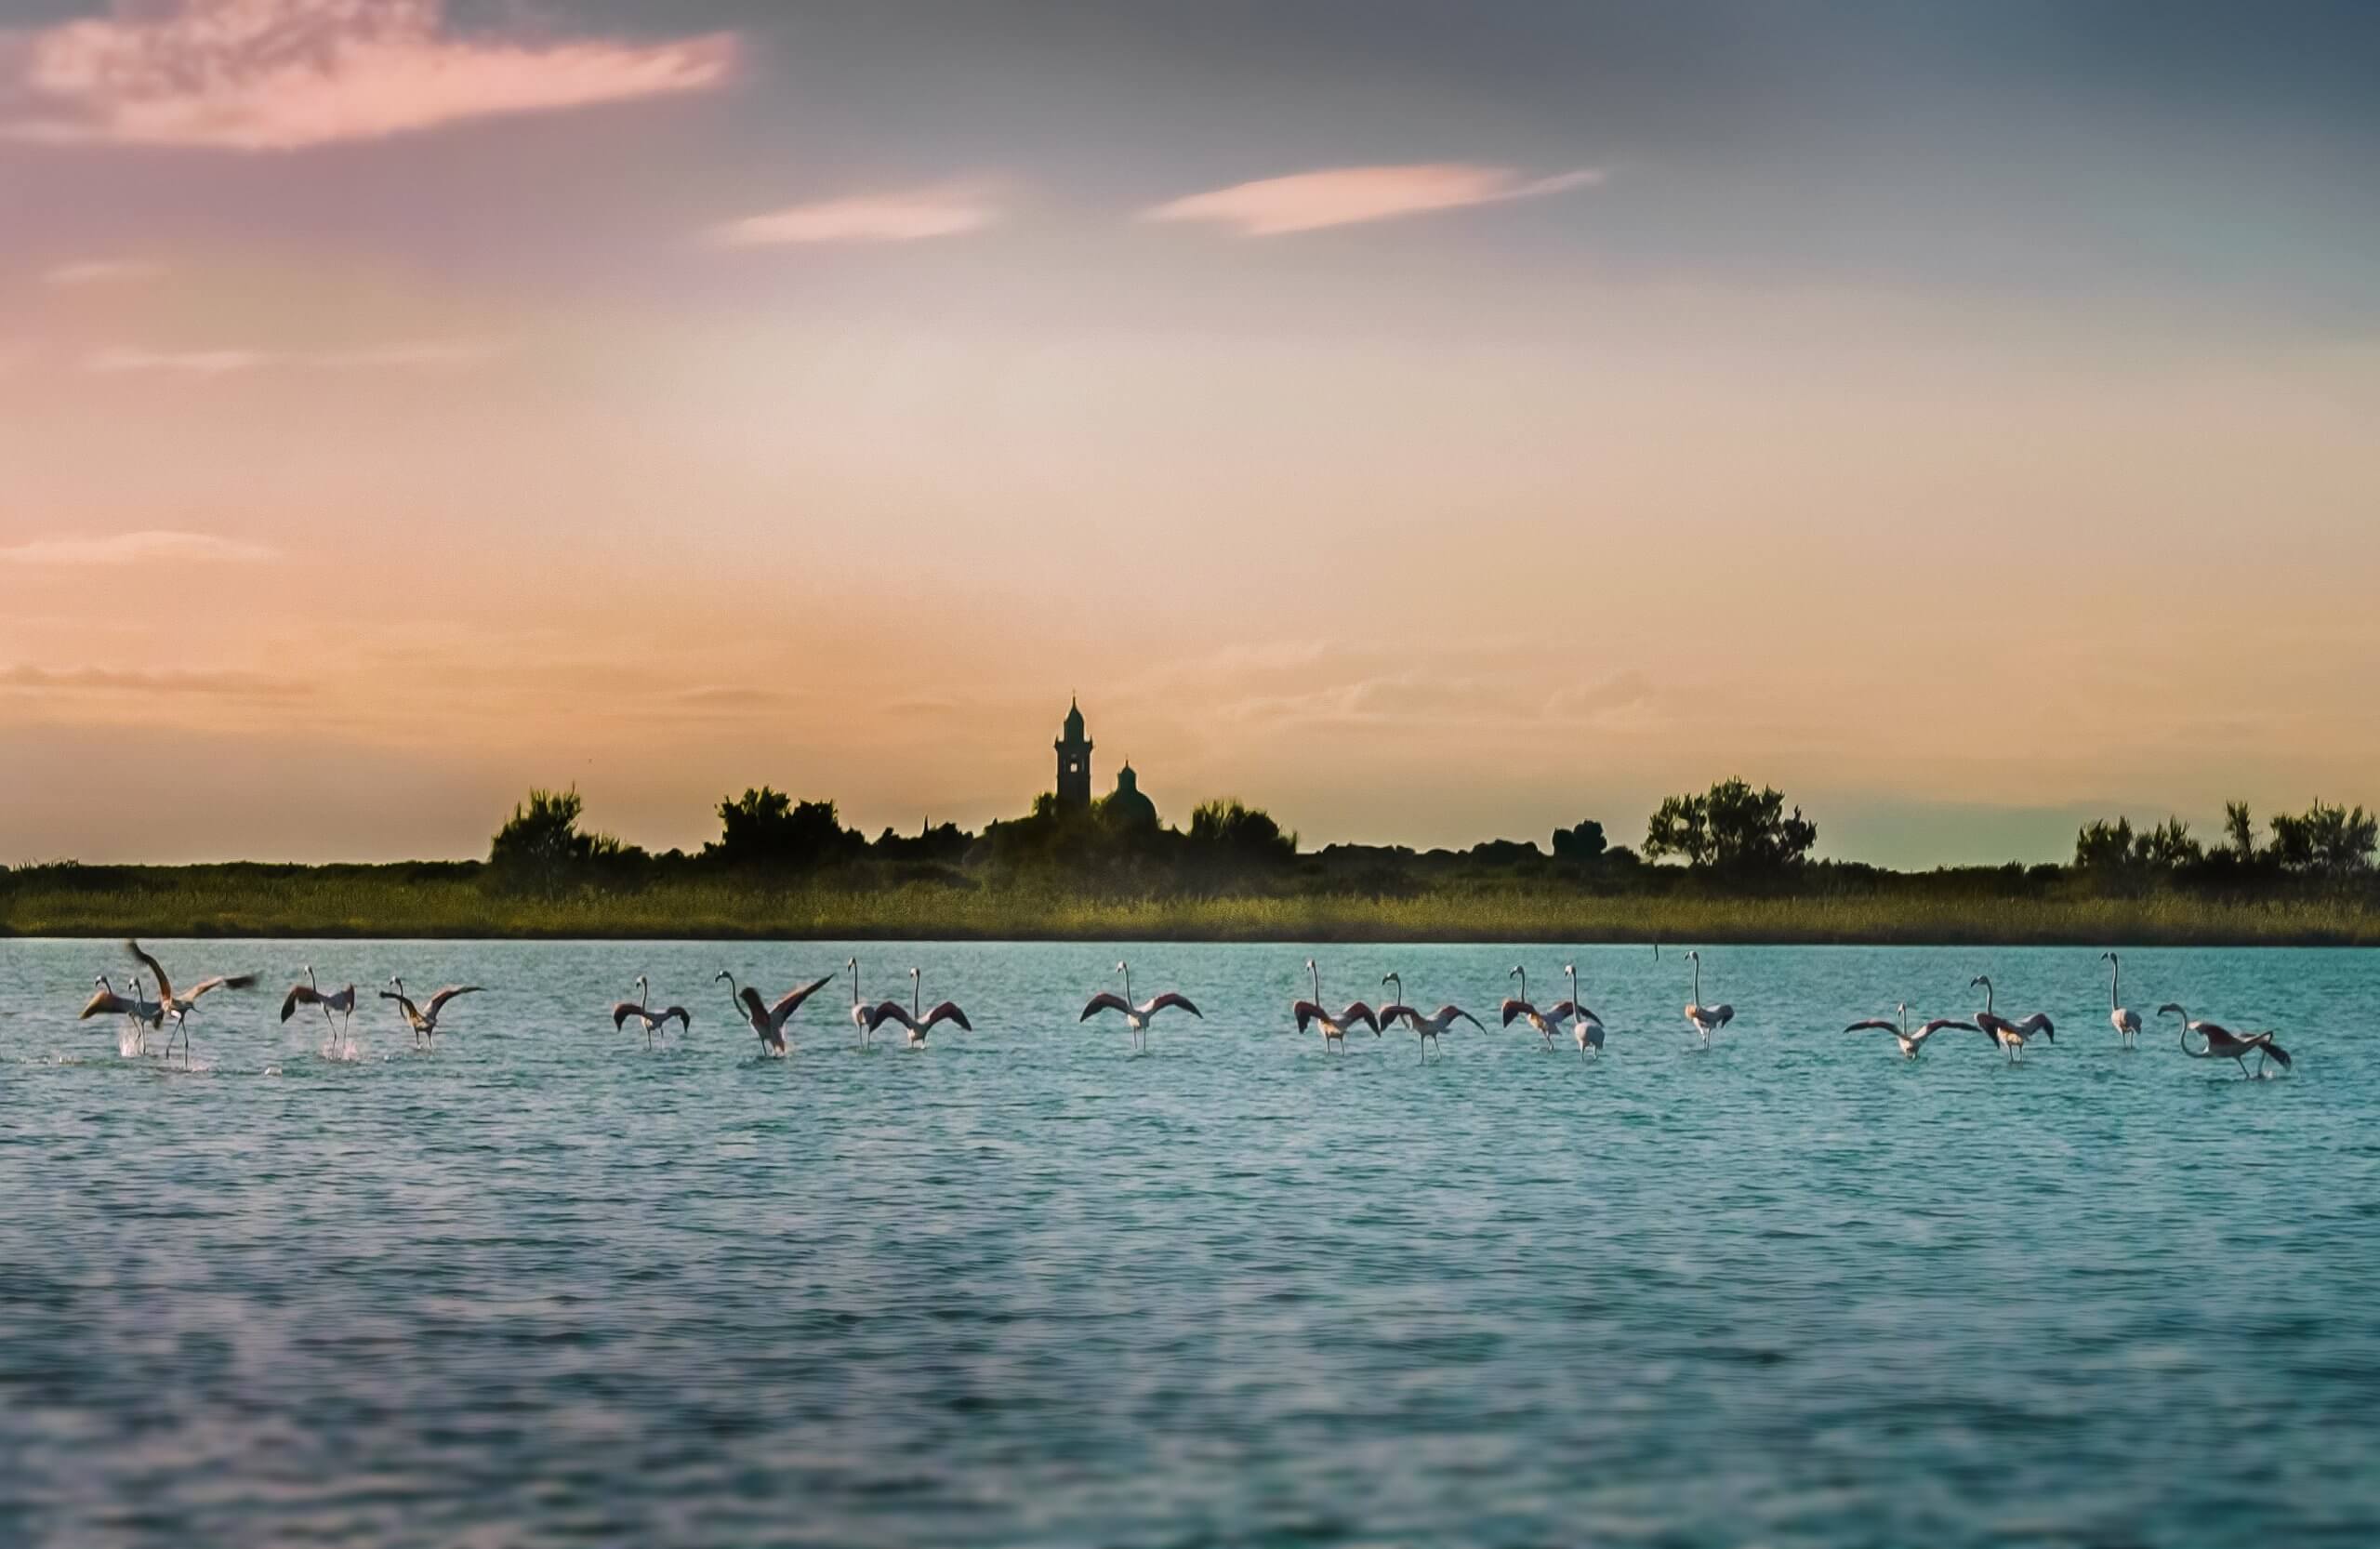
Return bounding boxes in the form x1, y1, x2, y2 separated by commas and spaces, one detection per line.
1054, 697, 1093, 811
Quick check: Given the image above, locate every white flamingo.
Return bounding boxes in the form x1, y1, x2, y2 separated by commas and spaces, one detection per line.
2101, 952, 2144, 1046
381, 976, 483, 1049
1378, 973, 1481, 1061
1843, 1002, 1976, 1060
1560, 963, 1606, 1060
845, 959, 877, 1047
613, 974, 694, 1051
282, 965, 359, 1055
126, 940, 258, 1064
1080, 961, 1200, 1053
1970, 975, 2054, 1061
2161, 1002, 2291, 1077
80, 973, 163, 1054
1682, 950, 1735, 1046
865, 967, 973, 1048
1292, 959, 1380, 1053
1501, 965, 1572, 1050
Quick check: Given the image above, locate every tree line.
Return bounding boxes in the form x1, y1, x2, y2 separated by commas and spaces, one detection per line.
476, 774, 2377, 903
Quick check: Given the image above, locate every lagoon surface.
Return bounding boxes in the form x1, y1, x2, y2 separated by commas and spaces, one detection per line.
3, 939, 2376, 1547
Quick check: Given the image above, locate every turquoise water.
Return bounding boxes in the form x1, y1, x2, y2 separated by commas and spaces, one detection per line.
3, 940, 2374, 1547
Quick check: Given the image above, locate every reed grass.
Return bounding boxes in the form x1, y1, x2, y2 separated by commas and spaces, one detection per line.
6, 867, 2377, 945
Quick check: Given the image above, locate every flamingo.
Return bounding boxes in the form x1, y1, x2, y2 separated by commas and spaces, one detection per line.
612, 974, 693, 1051
714, 970, 833, 1056
281, 965, 358, 1055
1844, 1002, 1976, 1060
1970, 975, 2054, 1061
1080, 961, 1200, 1053
126, 940, 257, 1063
1292, 959, 1379, 1053
845, 959, 876, 1047
2102, 952, 2144, 1046
2161, 1002, 2291, 1077
1378, 973, 1481, 1061
1501, 965, 1571, 1050
381, 976, 483, 1049
1559, 963, 1606, 1060
866, 967, 973, 1049
1682, 950, 1735, 1046
80, 973, 164, 1053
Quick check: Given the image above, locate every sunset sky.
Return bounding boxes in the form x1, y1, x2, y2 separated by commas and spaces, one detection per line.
4, 0, 2376, 867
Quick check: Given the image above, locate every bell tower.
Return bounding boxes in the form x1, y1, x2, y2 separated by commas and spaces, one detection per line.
1054, 696, 1093, 811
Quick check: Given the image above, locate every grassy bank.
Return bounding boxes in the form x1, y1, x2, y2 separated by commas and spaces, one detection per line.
6, 865, 2379, 945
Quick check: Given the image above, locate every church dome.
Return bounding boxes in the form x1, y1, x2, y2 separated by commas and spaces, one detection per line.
1104, 762, 1158, 828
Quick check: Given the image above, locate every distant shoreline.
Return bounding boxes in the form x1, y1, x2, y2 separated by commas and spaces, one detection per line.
6, 867, 2376, 947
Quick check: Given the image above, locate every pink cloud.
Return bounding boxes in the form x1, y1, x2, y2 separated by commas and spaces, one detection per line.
0, 530, 280, 566
704, 183, 1002, 248
44, 258, 167, 285
1144, 163, 1602, 235
1, 0, 734, 152
83, 338, 500, 375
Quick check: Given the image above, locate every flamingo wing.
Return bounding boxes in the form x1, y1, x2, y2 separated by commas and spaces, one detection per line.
1917, 1018, 1977, 1039
660, 1006, 693, 1031
611, 1001, 642, 1030
1338, 1001, 1380, 1034
1292, 1000, 1325, 1033
1147, 992, 1200, 1018
767, 973, 838, 1027
425, 986, 483, 1017
1500, 998, 1537, 1027
378, 991, 422, 1022
80, 987, 132, 1020
864, 1000, 918, 1033
124, 941, 172, 1004
182, 973, 258, 1003
2248, 1033, 2292, 1068
1844, 1019, 1901, 1034
1710, 1003, 1736, 1027
923, 1000, 972, 1032
283, 984, 325, 1021
1081, 991, 1131, 1023
2014, 1012, 2055, 1038
1441, 1005, 1484, 1031
1377, 1001, 1415, 1030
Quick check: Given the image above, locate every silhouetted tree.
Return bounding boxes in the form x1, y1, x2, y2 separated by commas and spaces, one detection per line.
2224, 800, 2258, 860
489, 786, 630, 890
2073, 816, 2137, 873
1644, 778, 1817, 868
1552, 818, 1608, 862
1186, 799, 1297, 867
708, 788, 862, 868
2266, 800, 2378, 875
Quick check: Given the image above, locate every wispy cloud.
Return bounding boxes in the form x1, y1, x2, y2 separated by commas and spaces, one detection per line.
85, 347, 270, 377
1, 664, 305, 699
0, 531, 280, 567
0, 0, 735, 152
1144, 163, 1601, 236
704, 183, 1002, 248
83, 338, 500, 376
44, 258, 166, 285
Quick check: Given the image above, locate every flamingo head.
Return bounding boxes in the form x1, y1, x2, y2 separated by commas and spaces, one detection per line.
2100, 951, 2117, 964
2157, 1002, 2186, 1020
1304, 958, 1316, 971
712, 969, 732, 984
1116, 961, 1129, 975
1508, 965, 1523, 979
1971, 974, 1991, 990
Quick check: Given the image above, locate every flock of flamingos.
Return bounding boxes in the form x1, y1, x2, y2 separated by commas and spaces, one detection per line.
74, 941, 2294, 1077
